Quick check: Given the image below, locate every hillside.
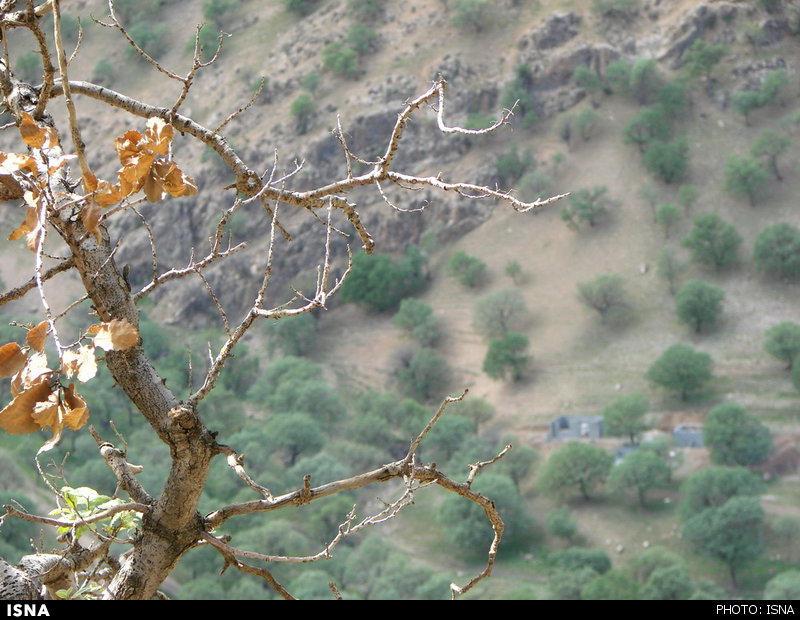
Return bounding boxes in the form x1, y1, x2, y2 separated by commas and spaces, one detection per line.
0, 0, 799, 601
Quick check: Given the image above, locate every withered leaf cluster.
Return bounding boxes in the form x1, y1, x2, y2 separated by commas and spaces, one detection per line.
0, 319, 139, 453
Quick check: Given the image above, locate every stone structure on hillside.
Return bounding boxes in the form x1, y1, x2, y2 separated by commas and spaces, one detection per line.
547, 415, 604, 441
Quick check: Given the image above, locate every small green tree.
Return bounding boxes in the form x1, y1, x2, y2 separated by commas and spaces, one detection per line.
395, 347, 450, 402
675, 280, 724, 334
629, 58, 663, 105
603, 394, 648, 444
678, 466, 764, 522
655, 203, 681, 239
473, 289, 528, 339
592, 0, 640, 21
393, 299, 441, 347
682, 213, 742, 269
574, 65, 603, 104
562, 186, 615, 229
483, 332, 530, 382
321, 42, 359, 79
550, 548, 612, 574
545, 507, 578, 543
290, 93, 316, 135
447, 251, 487, 288
751, 129, 791, 181
265, 313, 317, 356
203, 0, 235, 26
537, 441, 613, 500
347, 0, 384, 22
682, 496, 764, 589
623, 107, 671, 153
753, 223, 800, 280
574, 109, 601, 141
283, 0, 320, 16
439, 473, 534, 556
704, 403, 773, 467
347, 23, 379, 55
759, 69, 789, 107
604, 59, 632, 94
646, 343, 713, 401
764, 322, 800, 370
518, 170, 555, 201
608, 449, 671, 508
582, 570, 639, 600
494, 148, 532, 186
656, 80, 689, 119
450, 0, 490, 33
265, 413, 326, 466
505, 260, 523, 284
577, 273, 629, 324
682, 39, 728, 79
731, 90, 764, 125
639, 565, 695, 600
677, 184, 698, 214
724, 155, 770, 206
643, 139, 689, 184
657, 246, 685, 295
340, 248, 426, 312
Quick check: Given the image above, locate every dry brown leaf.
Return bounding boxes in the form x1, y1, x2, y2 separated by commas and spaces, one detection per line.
19, 113, 47, 149
26, 321, 48, 353
0, 152, 37, 176
33, 384, 90, 454
143, 171, 164, 203
62, 384, 89, 430
7, 207, 38, 242
0, 376, 52, 434
18, 351, 52, 390
81, 202, 103, 243
61, 344, 97, 383
0, 342, 27, 378
144, 117, 173, 156
93, 319, 139, 351
31, 390, 60, 429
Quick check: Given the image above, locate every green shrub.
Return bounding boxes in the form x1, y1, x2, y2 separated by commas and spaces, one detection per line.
450, 0, 490, 33
483, 332, 530, 381
347, 23, 379, 55
341, 248, 426, 312
347, 0, 384, 22
283, 0, 321, 16
675, 280, 724, 334
753, 223, 800, 280
290, 93, 316, 134
643, 139, 689, 184
447, 251, 486, 287
322, 41, 359, 79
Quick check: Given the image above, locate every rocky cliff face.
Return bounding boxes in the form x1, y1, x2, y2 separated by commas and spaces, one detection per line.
1, 0, 790, 324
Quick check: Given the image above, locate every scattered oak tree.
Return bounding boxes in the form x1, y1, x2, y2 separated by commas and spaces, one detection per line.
482, 332, 530, 382
537, 441, 613, 501
0, 0, 567, 601
646, 344, 713, 401
602, 393, 648, 444
608, 449, 671, 508
674, 280, 724, 334
753, 222, 800, 280
703, 403, 773, 467
682, 213, 742, 270
764, 321, 800, 370
577, 273, 629, 325
682, 496, 764, 590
